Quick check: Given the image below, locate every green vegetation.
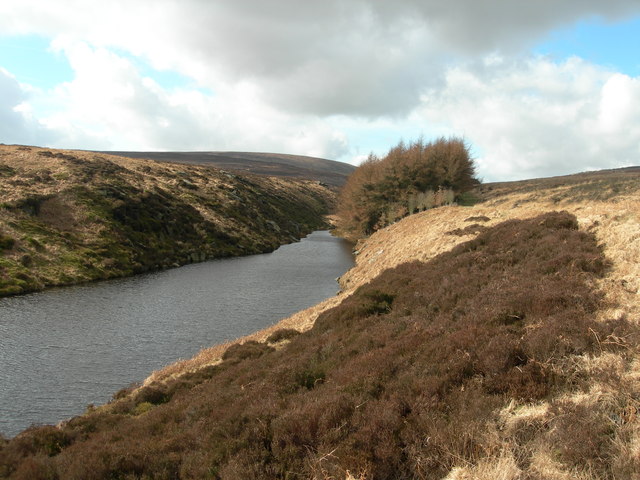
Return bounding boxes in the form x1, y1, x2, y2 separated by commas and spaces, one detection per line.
0, 233, 14, 252
0, 146, 335, 297
337, 137, 478, 238
3, 212, 636, 479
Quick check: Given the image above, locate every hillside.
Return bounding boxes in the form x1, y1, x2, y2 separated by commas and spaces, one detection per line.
0, 145, 335, 297
2, 166, 640, 479
99, 151, 356, 187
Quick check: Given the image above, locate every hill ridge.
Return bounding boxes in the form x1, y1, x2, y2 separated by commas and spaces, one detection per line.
0, 145, 335, 297
96, 150, 355, 186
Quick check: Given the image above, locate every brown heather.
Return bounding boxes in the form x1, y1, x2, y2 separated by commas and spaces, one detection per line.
336, 137, 478, 239
2, 164, 640, 479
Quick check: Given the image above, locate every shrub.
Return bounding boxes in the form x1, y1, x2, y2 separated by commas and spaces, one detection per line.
133, 402, 155, 416
0, 425, 71, 472
2, 212, 635, 479
266, 328, 301, 343
464, 215, 490, 223
359, 290, 395, 316
447, 223, 487, 236
111, 383, 140, 401
293, 366, 326, 390
337, 137, 478, 238
134, 384, 169, 405
0, 234, 14, 252
222, 341, 275, 362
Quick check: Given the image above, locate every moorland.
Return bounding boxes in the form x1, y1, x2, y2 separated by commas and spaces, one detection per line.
0, 145, 337, 297
1, 140, 639, 479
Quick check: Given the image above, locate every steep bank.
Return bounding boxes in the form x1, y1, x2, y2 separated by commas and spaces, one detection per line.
0, 145, 335, 297
2, 167, 640, 479
149, 167, 640, 384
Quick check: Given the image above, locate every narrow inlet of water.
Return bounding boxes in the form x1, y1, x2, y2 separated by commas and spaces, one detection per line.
0, 231, 354, 437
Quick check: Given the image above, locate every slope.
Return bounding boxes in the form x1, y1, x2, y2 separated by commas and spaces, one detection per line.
2, 166, 640, 479
99, 151, 356, 187
0, 145, 335, 297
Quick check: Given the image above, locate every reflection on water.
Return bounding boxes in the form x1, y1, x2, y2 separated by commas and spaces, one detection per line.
0, 231, 354, 437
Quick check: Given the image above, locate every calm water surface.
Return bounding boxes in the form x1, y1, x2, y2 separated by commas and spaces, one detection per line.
0, 231, 354, 437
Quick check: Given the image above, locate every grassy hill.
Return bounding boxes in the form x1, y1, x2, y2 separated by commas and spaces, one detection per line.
99, 151, 356, 187
1, 165, 640, 479
0, 145, 335, 297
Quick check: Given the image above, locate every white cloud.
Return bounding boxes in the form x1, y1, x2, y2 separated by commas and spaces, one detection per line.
36, 41, 349, 157
0, 68, 56, 146
1, 1, 640, 179
598, 73, 639, 132
416, 57, 640, 181
3, 0, 640, 118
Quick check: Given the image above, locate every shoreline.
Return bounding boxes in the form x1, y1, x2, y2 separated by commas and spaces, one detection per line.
142, 188, 640, 389
0, 144, 336, 298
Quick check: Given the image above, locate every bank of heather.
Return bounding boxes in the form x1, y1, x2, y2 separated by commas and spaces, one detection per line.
0, 145, 335, 297
2, 166, 640, 479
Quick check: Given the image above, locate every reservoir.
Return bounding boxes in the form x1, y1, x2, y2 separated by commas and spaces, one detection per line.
0, 231, 354, 438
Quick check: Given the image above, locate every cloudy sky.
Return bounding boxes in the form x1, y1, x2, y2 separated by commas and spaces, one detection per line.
1, 1, 639, 181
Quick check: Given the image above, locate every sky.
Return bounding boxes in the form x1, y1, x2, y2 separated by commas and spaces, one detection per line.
1, 1, 640, 182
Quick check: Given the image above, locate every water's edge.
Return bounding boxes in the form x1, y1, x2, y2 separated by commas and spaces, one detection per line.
0, 231, 354, 437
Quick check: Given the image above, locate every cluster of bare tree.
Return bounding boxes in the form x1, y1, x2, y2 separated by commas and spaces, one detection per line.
337, 137, 479, 238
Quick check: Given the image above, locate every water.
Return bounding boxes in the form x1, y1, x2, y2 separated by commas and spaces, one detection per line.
0, 231, 354, 437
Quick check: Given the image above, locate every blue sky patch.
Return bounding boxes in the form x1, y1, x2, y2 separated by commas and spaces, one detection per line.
0, 34, 72, 88
534, 16, 640, 76
113, 47, 193, 90
0, 34, 213, 95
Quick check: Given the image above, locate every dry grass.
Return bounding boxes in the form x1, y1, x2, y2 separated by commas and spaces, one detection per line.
443, 453, 522, 480
0, 145, 335, 296
139, 167, 640, 479
150, 169, 640, 384
3, 162, 639, 479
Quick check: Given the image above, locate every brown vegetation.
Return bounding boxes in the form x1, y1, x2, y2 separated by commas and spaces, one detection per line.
2, 159, 640, 479
0, 145, 335, 296
336, 137, 478, 239
2, 211, 637, 479
142, 164, 640, 479
105, 151, 356, 187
